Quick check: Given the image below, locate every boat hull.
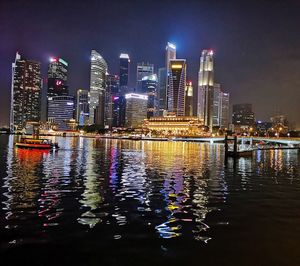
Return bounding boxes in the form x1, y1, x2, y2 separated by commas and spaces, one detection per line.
16, 143, 54, 149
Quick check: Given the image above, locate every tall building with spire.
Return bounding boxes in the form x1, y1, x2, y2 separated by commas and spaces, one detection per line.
168, 59, 186, 116
89, 50, 108, 126
197, 50, 214, 129
10, 52, 42, 133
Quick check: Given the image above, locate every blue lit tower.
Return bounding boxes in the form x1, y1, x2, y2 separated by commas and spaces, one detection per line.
141, 74, 158, 118
76, 89, 90, 126
136, 62, 154, 92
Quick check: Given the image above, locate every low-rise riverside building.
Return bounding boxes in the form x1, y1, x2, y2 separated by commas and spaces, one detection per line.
143, 116, 207, 136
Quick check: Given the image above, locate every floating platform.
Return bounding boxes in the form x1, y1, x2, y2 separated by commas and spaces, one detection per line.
227, 149, 254, 157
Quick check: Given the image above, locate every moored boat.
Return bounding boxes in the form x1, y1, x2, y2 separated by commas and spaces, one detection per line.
15, 138, 59, 149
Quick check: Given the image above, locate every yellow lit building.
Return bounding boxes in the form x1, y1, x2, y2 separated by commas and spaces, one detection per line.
143, 116, 207, 136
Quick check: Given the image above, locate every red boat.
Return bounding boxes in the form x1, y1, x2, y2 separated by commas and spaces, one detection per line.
15, 138, 59, 149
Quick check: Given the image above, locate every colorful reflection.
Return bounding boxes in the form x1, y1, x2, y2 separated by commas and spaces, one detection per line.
1, 135, 299, 250
3, 136, 49, 225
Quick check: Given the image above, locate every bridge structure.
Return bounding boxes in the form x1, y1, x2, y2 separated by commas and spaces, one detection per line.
172, 136, 300, 146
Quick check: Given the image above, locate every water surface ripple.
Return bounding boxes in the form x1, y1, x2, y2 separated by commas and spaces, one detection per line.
0, 135, 299, 265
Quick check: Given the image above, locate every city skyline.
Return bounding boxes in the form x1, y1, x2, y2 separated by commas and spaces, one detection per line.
1, 0, 300, 128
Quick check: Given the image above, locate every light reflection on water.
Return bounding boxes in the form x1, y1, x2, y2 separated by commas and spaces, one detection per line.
1, 135, 300, 263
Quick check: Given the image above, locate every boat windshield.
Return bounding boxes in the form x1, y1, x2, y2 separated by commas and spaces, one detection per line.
21, 138, 52, 144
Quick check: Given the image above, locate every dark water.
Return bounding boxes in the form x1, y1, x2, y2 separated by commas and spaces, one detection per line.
0, 135, 300, 265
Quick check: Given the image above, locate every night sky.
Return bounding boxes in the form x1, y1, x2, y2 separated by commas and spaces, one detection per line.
1, 0, 300, 128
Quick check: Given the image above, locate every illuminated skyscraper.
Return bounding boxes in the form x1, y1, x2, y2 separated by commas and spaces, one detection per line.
136, 62, 154, 92
105, 74, 119, 128
212, 83, 221, 126
89, 50, 108, 126
185, 81, 193, 116
10, 52, 42, 133
47, 57, 68, 97
232, 103, 255, 127
158, 67, 167, 116
219, 92, 230, 129
197, 50, 214, 129
165, 42, 176, 71
119, 53, 130, 95
47, 57, 68, 120
76, 89, 90, 126
141, 74, 158, 118
112, 96, 126, 128
125, 93, 148, 128
48, 95, 75, 130
165, 42, 176, 112
168, 59, 186, 116
117, 53, 130, 126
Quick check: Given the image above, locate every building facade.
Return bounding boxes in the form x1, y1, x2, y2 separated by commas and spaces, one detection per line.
10, 52, 42, 132
232, 103, 255, 128
47, 57, 68, 97
89, 50, 108, 126
219, 92, 230, 129
119, 53, 130, 95
143, 116, 206, 136
112, 96, 126, 128
168, 59, 186, 116
165, 42, 176, 112
158, 67, 167, 116
141, 74, 158, 118
76, 89, 89, 126
105, 74, 119, 128
48, 96, 75, 130
212, 83, 221, 127
197, 50, 215, 130
125, 93, 148, 128
136, 62, 154, 92
185, 81, 193, 116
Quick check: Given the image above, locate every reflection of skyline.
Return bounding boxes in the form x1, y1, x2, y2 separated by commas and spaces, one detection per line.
37, 137, 78, 227
3, 136, 49, 222
146, 142, 227, 242
1, 136, 299, 247
255, 149, 299, 184
78, 138, 107, 228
